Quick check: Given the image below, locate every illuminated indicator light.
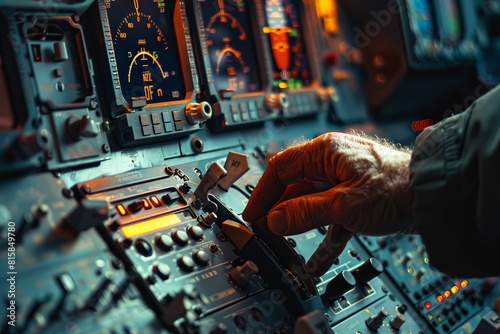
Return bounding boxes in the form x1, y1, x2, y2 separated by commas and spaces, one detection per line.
427, 314, 434, 321
150, 196, 162, 207
142, 198, 152, 210
407, 267, 414, 275
121, 214, 181, 238
278, 82, 288, 89
437, 316, 444, 323
461, 280, 468, 288
451, 285, 459, 294
116, 204, 127, 216
443, 290, 451, 298
424, 302, 432, 309
436, 295, 444, 303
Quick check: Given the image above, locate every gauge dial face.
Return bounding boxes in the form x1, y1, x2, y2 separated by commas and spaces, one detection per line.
198, 0, 262, 94
262, 0, 311, 89
105, 0, 185, 104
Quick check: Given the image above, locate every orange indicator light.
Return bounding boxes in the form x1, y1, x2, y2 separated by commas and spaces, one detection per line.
443, 291, 451, 298
116, 204, 127, 216
436, 295, 444, 303
142, 198, 152, 210
150, 196, 162, 207
461, 280, 468, 288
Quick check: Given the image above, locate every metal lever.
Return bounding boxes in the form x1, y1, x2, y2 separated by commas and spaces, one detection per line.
193, 162, 227, 212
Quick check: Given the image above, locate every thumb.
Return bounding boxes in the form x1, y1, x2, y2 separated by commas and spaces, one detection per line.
267, 192, 337, 236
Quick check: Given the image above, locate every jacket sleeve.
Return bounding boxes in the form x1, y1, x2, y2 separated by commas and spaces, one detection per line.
409, 85, 500, 277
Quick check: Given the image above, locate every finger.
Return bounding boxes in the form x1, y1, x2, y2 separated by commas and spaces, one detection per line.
266, 187, 350, 235
242, 143, 310, 222
306, 224, 354, 277
276, 179, 318, 204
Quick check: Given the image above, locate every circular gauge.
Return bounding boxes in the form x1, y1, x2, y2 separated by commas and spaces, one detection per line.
198, 0, 262, 94
263, 0, 311, 89
106, 0, 185, 104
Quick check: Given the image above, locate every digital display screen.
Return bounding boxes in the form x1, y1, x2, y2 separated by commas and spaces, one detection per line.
262, 0, 311, 89
443, 0, 462, 41
198, 0, 262, 94
0, 55, 14, 131
407, 0, 436, 39
105, 0, 185, 103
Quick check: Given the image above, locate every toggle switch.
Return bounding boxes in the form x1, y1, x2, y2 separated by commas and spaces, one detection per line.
352, 257, 384, 284
324, 270, 356, 301
365, 309, 389, 331
230, 260, 259, 287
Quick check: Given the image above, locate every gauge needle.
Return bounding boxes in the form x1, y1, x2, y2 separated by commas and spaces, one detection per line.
134, 0, 140, 17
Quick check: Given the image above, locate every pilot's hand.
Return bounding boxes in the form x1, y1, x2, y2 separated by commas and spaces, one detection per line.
242, 132, 413, 276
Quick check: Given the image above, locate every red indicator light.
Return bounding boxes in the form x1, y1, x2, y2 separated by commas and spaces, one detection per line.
424, 302, 432, 309
436, 295, 444, 303
411, 118, 434, 132
461, 280, 468, 288
116, 204, 127, 216
142, 198, 152, 210
150, 196, 162, 207
443, 291, 451, 298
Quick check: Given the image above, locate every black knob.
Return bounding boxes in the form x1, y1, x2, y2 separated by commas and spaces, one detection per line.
390, 313, 406, 329
187, 225, 204, 240
65, 115, 98, 141
172, 230, 189, 246
162, 191, 180, 204
128, 200, 144, 213
180, 182, 191, 194
178, 256, 195, 272
155, 234, 174, 251
153, 262, 171, 280
365, 310, 389, 330
353, 257, 384, 284
193, 250, 209, 266
324, 270, 356, 301
134, 238, 153, 257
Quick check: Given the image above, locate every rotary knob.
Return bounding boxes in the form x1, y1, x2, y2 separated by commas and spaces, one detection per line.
177, 256, 195, 272
365, 310, 389, 331
193, 250, 209, 266
153, 262, 171, 280
134, 238, 153, 257
172, 230, 189, 246
185, 101, 212, 124
187, 225, 204, 241
353, 257, 384, 284
65, 115, 98, 141
324, 270, 356, 301
390, 313, 406, 330
265, 92, 289, 112
155, 234, 174, 251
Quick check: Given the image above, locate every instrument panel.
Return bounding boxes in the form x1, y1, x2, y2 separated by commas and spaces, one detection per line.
105, 0, 186, 104
0, 0, 499, 333
197, 0, 262, 95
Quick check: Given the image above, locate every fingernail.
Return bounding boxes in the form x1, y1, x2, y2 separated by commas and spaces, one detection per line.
268, 209, 288, 235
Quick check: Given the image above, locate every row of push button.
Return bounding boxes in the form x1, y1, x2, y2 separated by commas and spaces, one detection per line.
132, 225, 205, 257
139, 110, 186, 137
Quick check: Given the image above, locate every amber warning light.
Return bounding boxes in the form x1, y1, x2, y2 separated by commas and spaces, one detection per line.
121, 214, 182, 238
